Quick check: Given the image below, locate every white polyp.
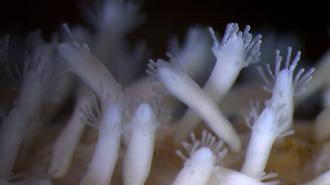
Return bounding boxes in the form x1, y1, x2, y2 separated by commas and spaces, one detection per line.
175, 47, 243, 143
155, 62, 241, 152
0, 56, 48, 177
259, 48, 314, 134
176, 23, 261, 143
122, 103, 156, 185
205, 24, 247, 100
272, 70, 294, 99
48, 91, 90, 177
79, 103, 122, 185
300, 170, 330, 185
172, 147, 215, 185
270, 70, 294, 132
0, 78, 44, 177
58, 42, 120, 103
204, 52, 243, 101
206, 24, 245, 100
241, 107, 279, 177
211, 167, 279, 185
177, 131, 228, 165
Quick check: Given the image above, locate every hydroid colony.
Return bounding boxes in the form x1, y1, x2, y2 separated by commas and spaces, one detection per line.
0, 0, 329, 185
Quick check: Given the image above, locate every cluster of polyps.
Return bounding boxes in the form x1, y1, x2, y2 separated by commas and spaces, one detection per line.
0, 0, 329, 185
175, 23, 262, 143
148, 23, 263, 152
257, 47, 315, 132
0, 36, 61, 179
147, 23, 314, 185
57, 38, 160, 185
173, 131, 278, 185
240, 48, 315, 178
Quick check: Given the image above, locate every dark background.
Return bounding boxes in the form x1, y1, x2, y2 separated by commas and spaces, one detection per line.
0, 0, 328, 119
0, 0, 328, 62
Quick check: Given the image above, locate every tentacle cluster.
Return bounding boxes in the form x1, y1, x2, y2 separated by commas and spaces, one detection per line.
176, 130, 228, 165
257, 47, 315, 94
209, 23, 262, 68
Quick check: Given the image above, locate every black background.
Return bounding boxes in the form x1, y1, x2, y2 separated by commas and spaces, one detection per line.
0, 0, 328, 62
